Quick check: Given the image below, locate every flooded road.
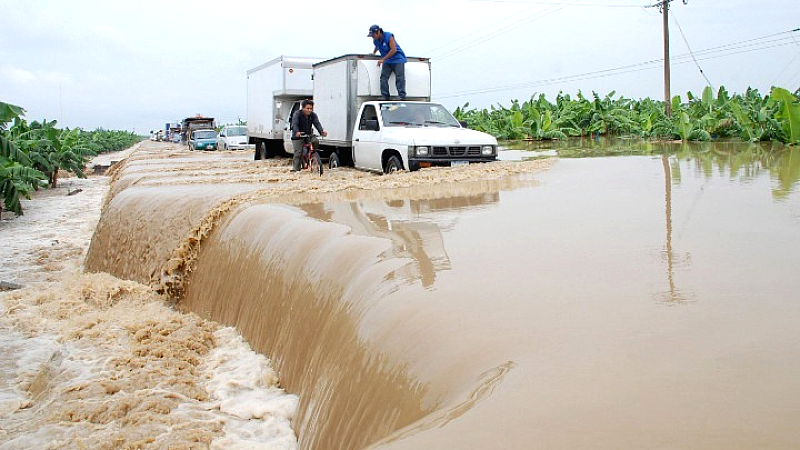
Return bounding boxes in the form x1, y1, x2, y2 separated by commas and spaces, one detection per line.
86, 142, 800, 449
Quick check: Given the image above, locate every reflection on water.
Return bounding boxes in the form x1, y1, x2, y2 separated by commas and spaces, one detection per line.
503, 138, 800, 198
660, 153, 690, 303
299, 191, 499, 289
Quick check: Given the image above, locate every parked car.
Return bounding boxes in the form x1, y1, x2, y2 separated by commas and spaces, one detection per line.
188, 129, 218, 150
217, 125, 253, 151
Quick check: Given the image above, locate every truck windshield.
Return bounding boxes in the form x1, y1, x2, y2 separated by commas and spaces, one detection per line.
194, 130, 216, 139
380, 103, 461, 128
227, 126, 246, 136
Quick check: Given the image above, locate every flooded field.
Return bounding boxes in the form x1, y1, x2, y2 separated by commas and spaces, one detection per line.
16, 139, 800, 449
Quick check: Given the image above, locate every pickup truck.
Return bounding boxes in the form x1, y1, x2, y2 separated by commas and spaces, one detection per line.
345, 100, 497, 172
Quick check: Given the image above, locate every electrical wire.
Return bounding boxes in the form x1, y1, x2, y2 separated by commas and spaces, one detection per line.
423, 2, 545, 56
772, 50, 800, 87
435, 29, 800, 99
785, 66, 800, 90
671, 10, 714, 89
426, 0, 572, 60
433, 3, 570, 61
467, 0, 645, 6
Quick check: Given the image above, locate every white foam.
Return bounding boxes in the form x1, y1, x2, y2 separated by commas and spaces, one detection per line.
202, 327, 299, 449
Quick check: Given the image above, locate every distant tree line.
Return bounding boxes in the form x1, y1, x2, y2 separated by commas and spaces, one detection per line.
1, 101, 141, 216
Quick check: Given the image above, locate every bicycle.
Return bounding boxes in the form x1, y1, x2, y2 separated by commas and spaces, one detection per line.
298, 133, 323, 176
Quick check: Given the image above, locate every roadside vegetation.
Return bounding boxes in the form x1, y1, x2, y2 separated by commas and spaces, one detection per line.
1, 101, 141, 216
454, 86, 800, 145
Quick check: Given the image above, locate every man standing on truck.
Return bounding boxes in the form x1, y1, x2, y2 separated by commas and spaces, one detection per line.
368, 24, 407, 101
290, 99, 327, 172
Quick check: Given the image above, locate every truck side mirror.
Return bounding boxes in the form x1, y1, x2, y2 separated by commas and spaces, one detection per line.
364, 119, 380, 131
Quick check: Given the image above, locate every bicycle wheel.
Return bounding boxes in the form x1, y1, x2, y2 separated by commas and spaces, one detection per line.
310, 152, 323, 176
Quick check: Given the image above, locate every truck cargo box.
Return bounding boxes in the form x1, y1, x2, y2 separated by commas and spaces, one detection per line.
312, 54, 431, 146
247, 56, 323, 157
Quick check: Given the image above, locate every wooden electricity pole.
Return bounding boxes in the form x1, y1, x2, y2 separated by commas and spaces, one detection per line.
651, 0, 689, 117
662, 0, 672, 117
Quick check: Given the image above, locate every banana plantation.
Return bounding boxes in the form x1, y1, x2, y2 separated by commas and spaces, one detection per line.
454, 86, 800, 145
1, 101, 141, 216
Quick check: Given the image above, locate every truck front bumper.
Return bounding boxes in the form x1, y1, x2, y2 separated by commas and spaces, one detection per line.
409, 156, 497, 169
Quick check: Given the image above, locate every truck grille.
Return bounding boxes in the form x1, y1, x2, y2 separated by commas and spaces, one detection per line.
432, 146, 482, 157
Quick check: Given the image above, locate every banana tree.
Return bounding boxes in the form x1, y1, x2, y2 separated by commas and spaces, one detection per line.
0, 161, 46, 215
770, 87, 800, 144
0, 101, 47, 215
17, 119, 95, 188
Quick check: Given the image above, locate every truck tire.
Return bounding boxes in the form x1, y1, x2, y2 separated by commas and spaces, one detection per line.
274, 141, 289, 158
258, 142, 268, 160
385, 155, 403, 174
328, 152, 340, 169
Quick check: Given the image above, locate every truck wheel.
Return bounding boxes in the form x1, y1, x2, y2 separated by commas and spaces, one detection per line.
385, 155, 403, 174
329, 152, 340, 169
258, 142, 268, 160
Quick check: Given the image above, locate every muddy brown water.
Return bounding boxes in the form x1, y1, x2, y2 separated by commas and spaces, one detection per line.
86, 142, 800, 449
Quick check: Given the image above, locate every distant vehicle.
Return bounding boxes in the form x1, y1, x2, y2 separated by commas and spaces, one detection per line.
189, 129, 218, 150
217, 125, 253, 151
171, 133, 181, 144
149, 131, 157, 141
182, 116, 216, 145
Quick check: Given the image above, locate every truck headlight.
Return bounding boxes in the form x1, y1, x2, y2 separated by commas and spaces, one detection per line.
416, 146, 429, 156
481, 145, 495, 156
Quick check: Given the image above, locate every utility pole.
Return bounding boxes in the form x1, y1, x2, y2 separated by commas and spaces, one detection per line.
649, 0, 689, 117
662, 0, 671, 117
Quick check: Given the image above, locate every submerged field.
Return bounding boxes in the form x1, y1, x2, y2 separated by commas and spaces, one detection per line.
2, 139, 799, 449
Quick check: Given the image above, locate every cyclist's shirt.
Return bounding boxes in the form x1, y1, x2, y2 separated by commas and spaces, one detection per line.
291, 111, 324, 140
373, 31, 407, 64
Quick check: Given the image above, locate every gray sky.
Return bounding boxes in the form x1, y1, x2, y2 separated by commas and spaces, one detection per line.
1, 0, 798, 134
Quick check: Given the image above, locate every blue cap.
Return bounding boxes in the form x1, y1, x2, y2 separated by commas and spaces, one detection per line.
367, 24, 380, 37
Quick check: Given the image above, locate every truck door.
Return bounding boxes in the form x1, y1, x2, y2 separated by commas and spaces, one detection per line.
283, 101, 301, 154
352, 105, 383, 171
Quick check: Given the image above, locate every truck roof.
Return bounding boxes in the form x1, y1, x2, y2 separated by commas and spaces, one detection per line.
313, 54, 429, 69
247, 55, 326, 75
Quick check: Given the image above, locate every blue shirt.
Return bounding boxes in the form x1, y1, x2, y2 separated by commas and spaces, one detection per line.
373, 31, 407, 64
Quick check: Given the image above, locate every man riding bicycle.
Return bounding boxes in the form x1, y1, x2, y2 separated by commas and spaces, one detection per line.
290, 99, 328, 172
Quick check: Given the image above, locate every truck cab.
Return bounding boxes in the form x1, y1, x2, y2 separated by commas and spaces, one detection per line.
352, 101, 497, 173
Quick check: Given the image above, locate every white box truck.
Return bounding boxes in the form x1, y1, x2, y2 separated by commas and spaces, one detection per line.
246, 56, 323, 159
251, 54, 499, 172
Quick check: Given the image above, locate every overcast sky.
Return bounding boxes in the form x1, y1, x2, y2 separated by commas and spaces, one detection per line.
1, 0, 798, 134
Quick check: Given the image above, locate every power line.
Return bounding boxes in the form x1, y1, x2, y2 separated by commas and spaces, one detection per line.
671, 10, 713, 89
423, 2, 545, 56
438, 39, 797, 98
435, 29, 800, 99
427, 0, 571, 60
467, 0, 645, 6
433, 2, 570, 61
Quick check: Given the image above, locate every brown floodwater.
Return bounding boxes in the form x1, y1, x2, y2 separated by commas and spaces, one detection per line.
86, 142, 800, 449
